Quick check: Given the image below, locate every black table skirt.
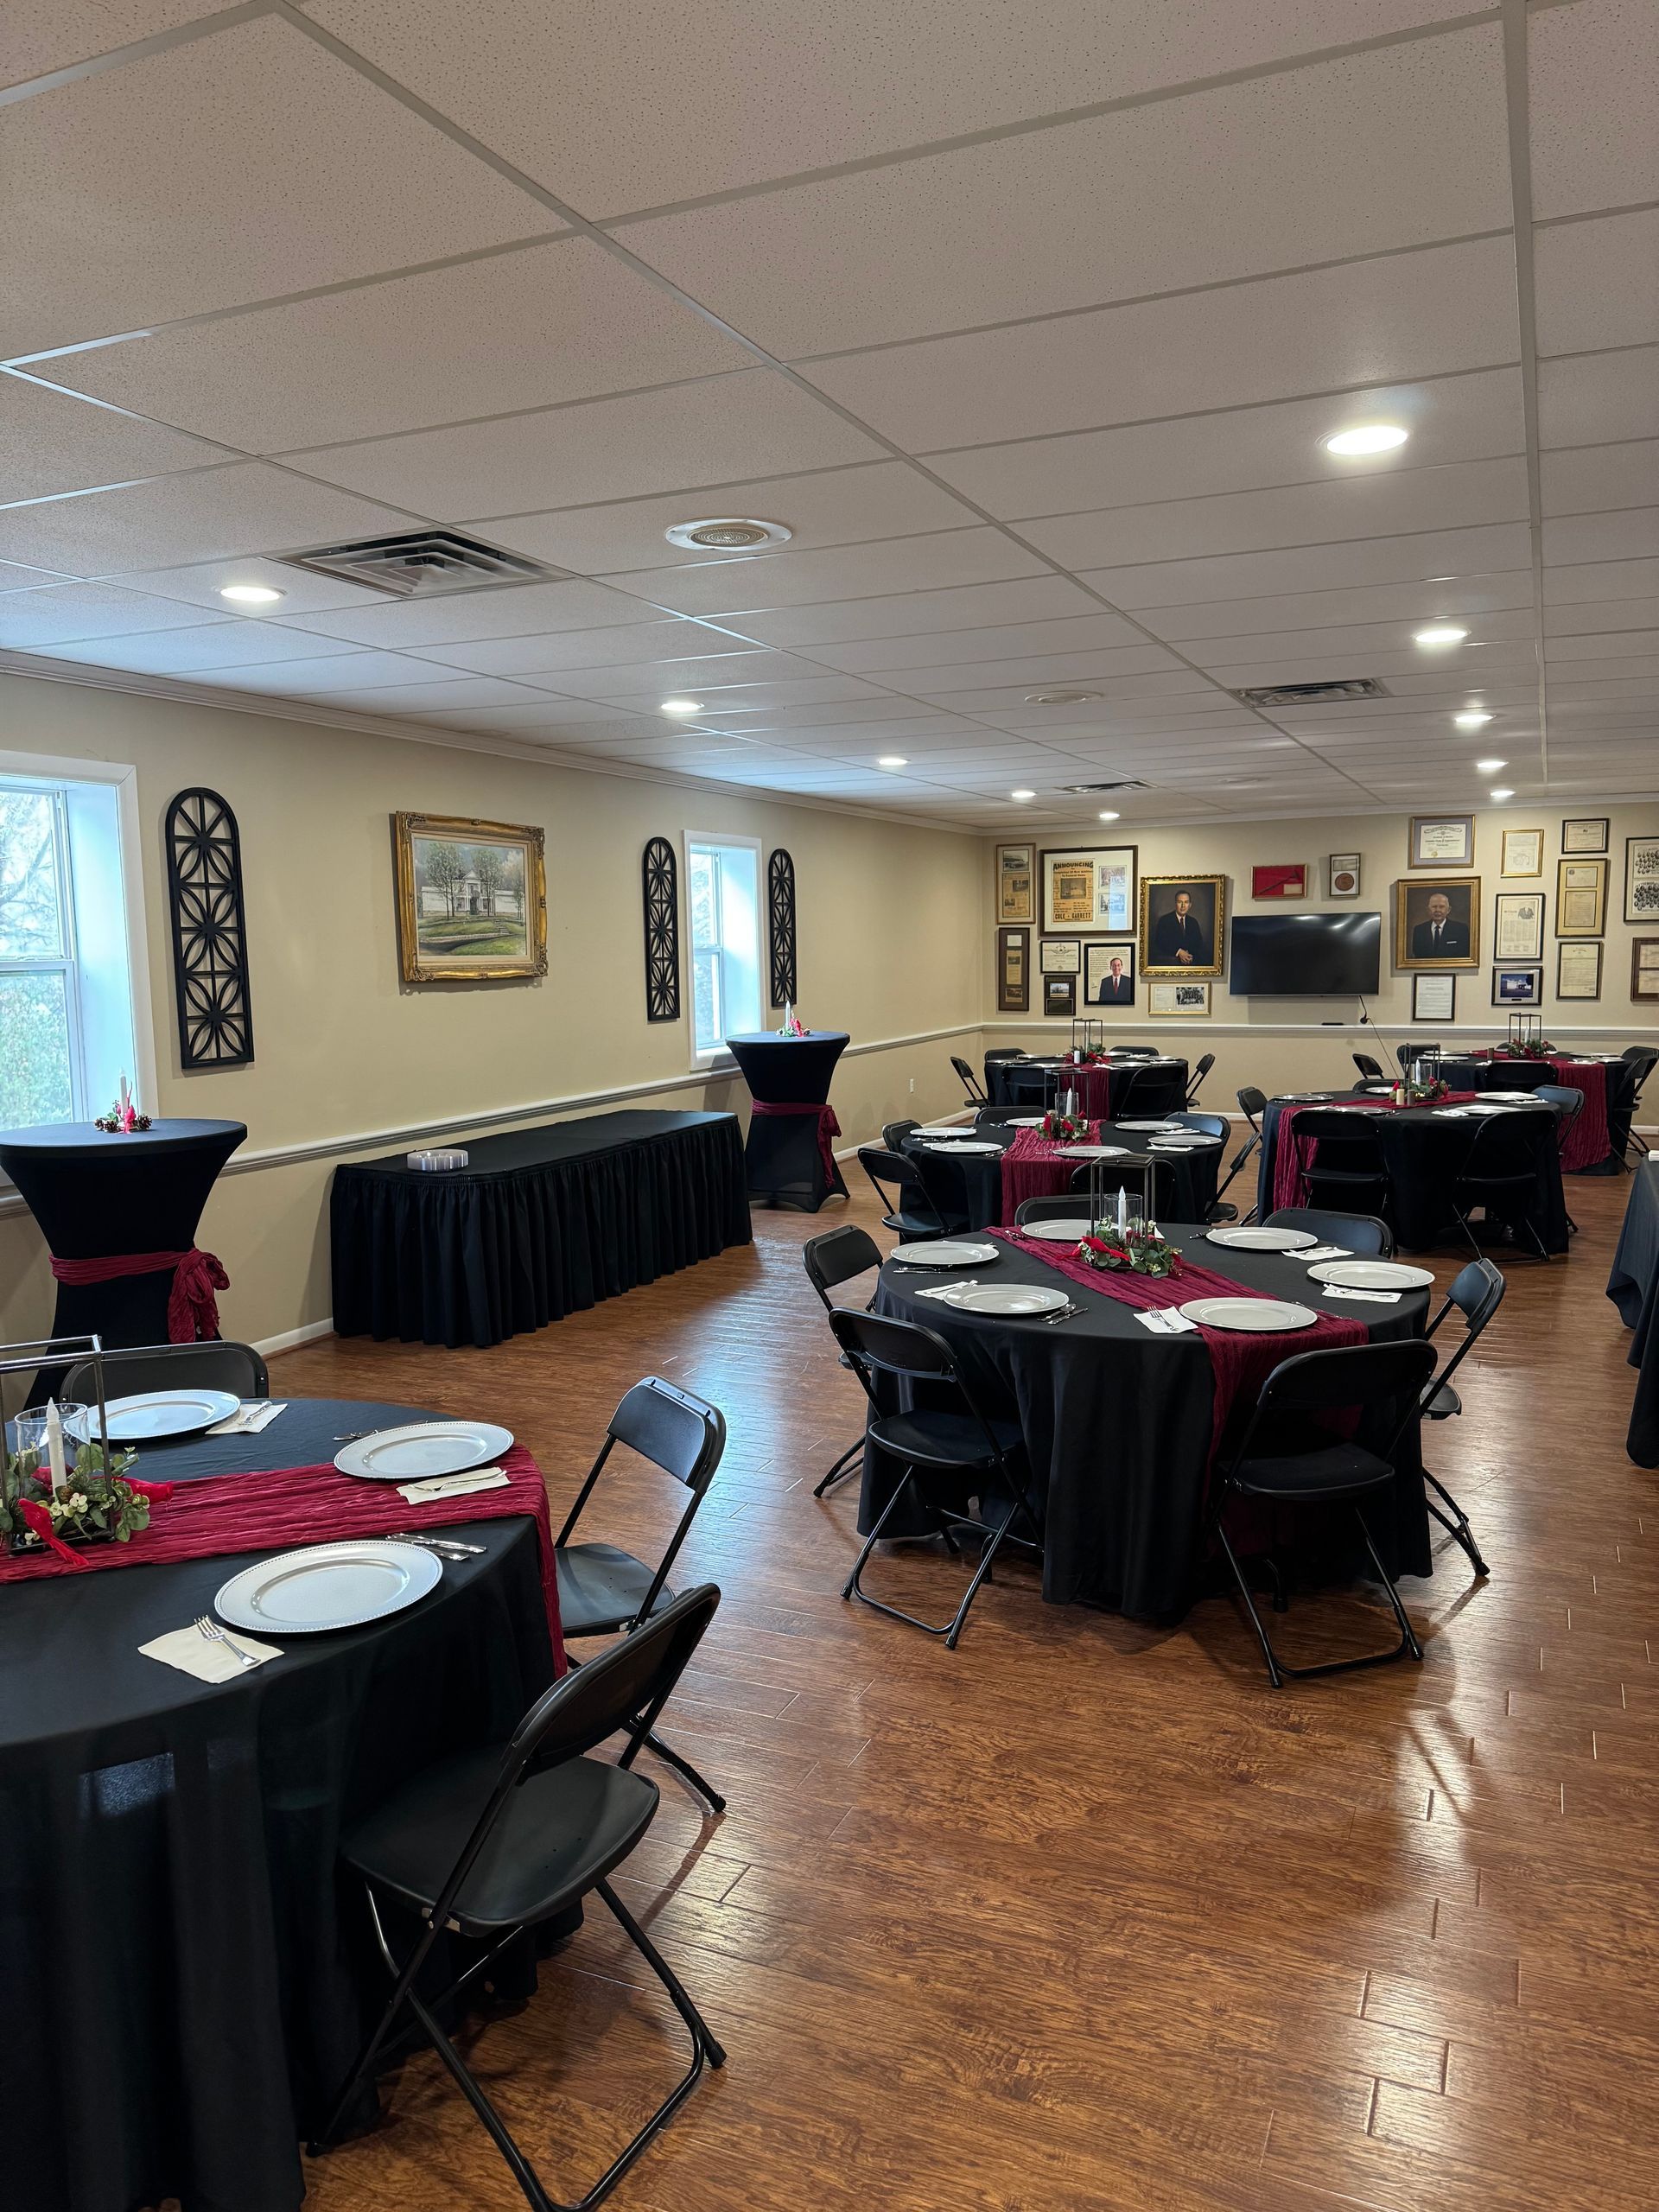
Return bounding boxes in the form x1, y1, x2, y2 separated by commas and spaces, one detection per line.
1439, 1054, 1634, 1176
986, 1056, 1187, 1119
905, 1123, 1222, 1232
1608, 1160, 1659, 1465
864, 1230, 1431, 1621
0, 1398, 556, 2212
331, 1109, 752, 1347
726, 1032, 850, 1211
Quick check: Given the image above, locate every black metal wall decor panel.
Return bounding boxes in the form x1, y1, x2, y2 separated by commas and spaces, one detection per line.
768, 847, 798, 1007
643, 836, 681, 1021
165, 787, 255, 1067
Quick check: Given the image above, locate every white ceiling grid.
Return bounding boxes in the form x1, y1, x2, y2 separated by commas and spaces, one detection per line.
0, 0, 1655, 834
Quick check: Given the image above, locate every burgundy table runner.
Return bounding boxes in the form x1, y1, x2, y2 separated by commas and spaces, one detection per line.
0, 1440, 565, 1665
998, 1120, 1105, 1224
1470, 1053, 1609, 1170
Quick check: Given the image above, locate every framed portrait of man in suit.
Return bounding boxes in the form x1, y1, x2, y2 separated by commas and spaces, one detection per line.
1139, 874, 1225, 979
1395, 875, 1479, 969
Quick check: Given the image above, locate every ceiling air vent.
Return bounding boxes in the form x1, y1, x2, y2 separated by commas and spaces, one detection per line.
276, 530, 558, 600
1234, 677, 1389, 708
1024, 687, 1102, 706
1060, 779, 1150, 796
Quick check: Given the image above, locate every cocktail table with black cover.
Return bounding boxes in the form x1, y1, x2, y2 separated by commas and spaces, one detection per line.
0, 1395, 557, 2212
865, 1229, 1432, 1620
1608, 1159, 1659, 1465
725, 1028, 850, 1211
901, 1122, 1221, 1231
0, 1117, 245, 1346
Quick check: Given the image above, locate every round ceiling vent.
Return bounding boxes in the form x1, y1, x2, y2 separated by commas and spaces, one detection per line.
664, 517, 793, 550
1023, 688, 1102, 706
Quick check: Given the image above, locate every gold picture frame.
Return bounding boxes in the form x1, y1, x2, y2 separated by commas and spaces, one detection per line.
392, 811, 548, 983
1500, 827, 1544, 878
1139, 873, 1225, 979
1556, 855, 1606, 938
995, 842, 1035, 925
1395, 875, 1479, 969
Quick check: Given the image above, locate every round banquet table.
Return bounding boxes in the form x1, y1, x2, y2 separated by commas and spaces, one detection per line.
862, 1229, 1432, 1620
1255, 1090, 1569, 1255
985, 1054, 1187, 1119
725, 1029, 849, 1211
902, 1121, 1223, 1232
0, 1118, 245, 1348
0, 1395, 557, 2212
1437, 1052, 1627, 1174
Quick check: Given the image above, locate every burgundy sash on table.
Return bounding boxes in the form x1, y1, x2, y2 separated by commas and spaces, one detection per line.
1470, 1053, 1610, 1169
749, 1099, 841, 1183
998, 1121, 1103, 1224
49, 1245, 229, 1342
0, 1440, 565, 1665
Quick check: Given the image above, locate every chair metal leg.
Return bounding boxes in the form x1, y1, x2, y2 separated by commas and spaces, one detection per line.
1425, 1471, 1490, 1579
642, 1728, 726, 1815
1215, 1504, 1421, 1686
1215, 1521, 1285, 1688
843, 1462, 1038, 1649
812, 1435, 864, 1497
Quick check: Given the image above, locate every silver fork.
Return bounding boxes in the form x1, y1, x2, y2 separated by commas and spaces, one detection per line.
1041, 1301, 1085, 1325
194, 1614, 263, 1669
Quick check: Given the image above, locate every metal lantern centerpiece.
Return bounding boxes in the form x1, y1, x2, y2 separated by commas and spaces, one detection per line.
1071, 1018, 1106, 1059
0, 1334, 118, 1555
1509, 1011, 1543, 1052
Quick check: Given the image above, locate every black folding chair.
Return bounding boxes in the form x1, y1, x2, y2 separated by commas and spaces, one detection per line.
1534, 1084, 1584, 1233
1420, 1257, 1504, 1578
974, 1104, 1023, 1127
950, 1054, 988, 1105
1621, 1048, 1659, 1165
832, 1309, 1043, 1649
1225, 1086, 1268, 1223
63, 1338, 268, 1403
1451, 1110, 1555, 1262
857, 1144, 949, 1237
1170, 1109, 1226, 1138
555, 1377, 728, 1815
804, 1224, 884, 1497
1114, 1061, 1183, 1120
308, 1586, 725, 2212
881, 1117, 922, 1151
1352, 1052, 1386, 1081
1291, 1108, 1391, 1222
1014, 1194, 1093, 1227
1185, 1052, 1216, 1104
1264, 1205, 1395, 1256
1211, 1340, 1437, 1688
1068, 1152, 1173, 1219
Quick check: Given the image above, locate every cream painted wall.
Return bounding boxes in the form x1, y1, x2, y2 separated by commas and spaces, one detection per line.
0, 672, 982, 1348
982, 806, 1659, 1110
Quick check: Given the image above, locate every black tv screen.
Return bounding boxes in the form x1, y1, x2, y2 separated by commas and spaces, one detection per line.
1230, 912, 1381, 995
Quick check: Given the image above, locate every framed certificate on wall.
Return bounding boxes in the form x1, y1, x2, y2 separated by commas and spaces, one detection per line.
1557, 941, 1603, 1000
1556, 857, 1607, 936
1493, 891, 1544, 961
996, 926, 1029, 1013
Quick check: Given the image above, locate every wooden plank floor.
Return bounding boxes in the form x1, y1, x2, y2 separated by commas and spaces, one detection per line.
273, 1171, 1658, 2212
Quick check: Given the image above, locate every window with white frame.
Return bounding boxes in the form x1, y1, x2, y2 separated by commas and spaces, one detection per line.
686, 836, 761, 1058
0, 767, 144, 1128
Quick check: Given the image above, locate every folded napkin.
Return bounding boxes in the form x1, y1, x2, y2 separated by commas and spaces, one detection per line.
396, 1465, 512, 1503
1299, 1244, 1352, 1261
1135, 1307, 1198, 1333
1321, 1287, 1402, 1305
141, 1623, 282, 1680
207, 1401, 286, 1436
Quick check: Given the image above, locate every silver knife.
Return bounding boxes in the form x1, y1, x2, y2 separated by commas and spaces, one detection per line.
391, 1530, 486, 1557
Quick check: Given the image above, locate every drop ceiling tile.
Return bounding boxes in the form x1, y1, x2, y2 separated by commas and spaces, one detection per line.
931, 370, 1526, 520
1543, 596, 1659, 638
543, 649, 819, 695
27, 621, 364, 675
392, 702, 645, 734
127, 554, 390, 617
1198, 643, 1538, 689
2, 3, 227, 87
624, 29, 1510, 357
0, 16, 549, 359
0, 464, 416, 577
1533, 208, 1659, 355
179, 650, 450, 695
803, 238, 1520, 452
860, 645, 1183, 693
400, 620, 728, 677
588, 676, 891, 715
1179, 607, 1537, 669
273, 578, 664, 650
1537, 351, 1659, 453
1542, 508, 1659, 566
289, 674, 580, 714
0, 372, 230, 503
913, 671, 1216, 715
1529, 0, 1659, 221
47, 238, 750, 451
719, 719, 987, 752
810, 612, 1145, 673
466, 461, 979, 575
1547, 629, 1659, 662
726, 575, 1098, 646
285, 370, 881, 523
1541, 440, 1659, 518
601, 529, 1045, 617
678, 697, 980, 733
1082, 521, 1535, 607
0, 580, 229, 648
1138, 575, 1535, 643
1541, 556, 1659, 605
0, 559, 77, 591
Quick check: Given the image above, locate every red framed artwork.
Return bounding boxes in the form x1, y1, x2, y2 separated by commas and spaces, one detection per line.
1251, 863, 1307, 899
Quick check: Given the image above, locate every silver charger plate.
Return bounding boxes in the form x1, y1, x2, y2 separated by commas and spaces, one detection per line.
924, 1140, 1004, 1154
892, 1241, 999, 1268
1057, 1143, 1129, 1160
1020, 1218, 1093, 1243
334, 1419, 514, 1481
1116, 1119, 1183, 1131
1205, 1225, 1318, 1251
1179, 1297, 1319, 1332
215, 1541, 442, 1634
1307, 1259, 1435, 1290
68, 1388, 241, 1442
940, 1283, 1071, 1316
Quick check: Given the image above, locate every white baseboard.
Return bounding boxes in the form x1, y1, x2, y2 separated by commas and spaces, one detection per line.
258, 1318, 335, 1357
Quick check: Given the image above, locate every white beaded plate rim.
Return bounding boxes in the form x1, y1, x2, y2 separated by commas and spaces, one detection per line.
1307, 1260, 1434, 1290
65, 1388, 241, 1441
1205, 1226, 1317, 1250
214, 1541, 442, 1635
1178, 1297, 1319, 1332
334, 1420, 514, 1481
891, 1241, 998, 1267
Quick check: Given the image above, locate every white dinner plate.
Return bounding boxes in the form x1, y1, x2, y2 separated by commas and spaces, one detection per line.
334, 1419, 514, 1481
1179, 1297, 1319, 1332
1483, 1091, 1542, 1103
1117, 1118, 1183, 1131
1205, 1225, 1318, 1251
68, 1388, 241, 1441
215, 1541, 442, 1634
1307, 1259, 1435, 1290
1057, 1143, 1130, 1160
892, 1241, 998, 1268
944, 1284, 1071, 1316
1149, 1135, 1219, 1149
924, 1140, 1004, 1155
1020, 1218, 1093, 1243
1007, 1116, 1046, 1127
914, 1124, 975, 1136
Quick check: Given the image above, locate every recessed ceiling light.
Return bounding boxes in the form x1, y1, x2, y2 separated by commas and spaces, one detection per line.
1414, 624, 1469, 648
1474, 758, 1507, 773
1011, 789, 1036, 802
219, 582, 284, 605
1454, 710, 1494, 728
1490, 787, 1515, 801
664, 517, 792, 550
877, 755, 908, 768
1097, 810, 1121, 822
1024, 687, 1101, 706
1324, 423, 1409, 456
660, 697, 704, 715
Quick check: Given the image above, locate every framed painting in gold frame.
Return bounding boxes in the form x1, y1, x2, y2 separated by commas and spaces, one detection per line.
1139, 873, 1225, 979
392, 811, 548, 983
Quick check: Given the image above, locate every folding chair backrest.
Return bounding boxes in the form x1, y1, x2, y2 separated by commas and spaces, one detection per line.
1353, 1052, 1385, 1079
975, 1104, 1020, 1126
1533, 1084, 1582, 1122
1428, 1259, 1505, 1390
983, 1048, 1026, 1063
1186, 1052, 1215, 1100
950, 1054, 987, 1101
63, 1338, 268, 1403
1459, 1109, 1553, 1177
804, 1225, 884, 1307
1253, 1339, 1436, 1431
1014, 1195, 1093, 1225
1293, 1109, 1383, 1148
555, 1378, 726, 1624
829, 1308, 1007, 1463
1170, 1109, 1226, 1138
1265, 1206, 1395, 1255
1237, 1087, 1267, 1128
882, 1118, 921, 1150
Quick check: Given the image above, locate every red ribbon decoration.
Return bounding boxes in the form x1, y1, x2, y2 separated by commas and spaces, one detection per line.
49, 1247, 229, 1341
749, 1100, 841, 1185
15, 1497, 90, 1570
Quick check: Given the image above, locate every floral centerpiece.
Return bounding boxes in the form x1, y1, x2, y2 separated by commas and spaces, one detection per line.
1510, 1036, 1556, 1061
1039, 1109, 1090, 1142
94, 1073, 151, 1134
1404, 1075, 1450, 1103
1075, 1222, 1179, 1277
1, 1427, 154, 1554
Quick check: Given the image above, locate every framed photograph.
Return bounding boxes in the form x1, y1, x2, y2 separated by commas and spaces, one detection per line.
1139, 873, 1226, 978
1040, 844, 1136, 935
1148, 980, 1211, 1018
1625, 835, 1659, 925
1412, 972, 1456, 1021
1084, 939, 1136, 1008
995, 842, 1035, 925
1557, 940, 1603, 1000
1501, 828, 1544, 878
391, 811, 546, 984
1039, 937, 1081, 976
1562, 817, 1609, 855
1251, 863, 1306, 899
1395, 875, 1478, 969
1491, 964, 1542, 1007
1043, 973, 1077, 1019
1556, 856, 1606, 936
1409, 814, 1475, 868
996, 925, 1029, 1014
1493, 890, 1545, 962
1327, 853, 1362, 899
1631, 937, 1659, 1002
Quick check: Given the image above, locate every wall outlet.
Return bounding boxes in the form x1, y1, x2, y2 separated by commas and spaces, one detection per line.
909, 1077, 915, 1092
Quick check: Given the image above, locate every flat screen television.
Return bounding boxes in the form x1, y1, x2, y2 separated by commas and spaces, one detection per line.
1230, 912, 1381, 995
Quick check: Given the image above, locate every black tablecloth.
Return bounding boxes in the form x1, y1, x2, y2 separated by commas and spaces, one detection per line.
1255, 1091, 1568, 1255
985, 1055, 1187, 1119
0, 1397, 556, 2212
903, 1122, 1222, 1231
1438, 1052, 1633, 1175
0, 1119, 245, 1346
1608, 1160, 1659, 1466
865, 1230, 1431, 1620
725, 1030, 850, 1211
330, 1109, 751, 1347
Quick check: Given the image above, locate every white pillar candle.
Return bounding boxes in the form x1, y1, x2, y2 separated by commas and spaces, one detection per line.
1116, 1183, 1128, 1235
45, 1399, 67, 1498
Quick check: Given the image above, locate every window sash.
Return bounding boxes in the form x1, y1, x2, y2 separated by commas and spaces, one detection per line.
0, 782, 88, 1118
